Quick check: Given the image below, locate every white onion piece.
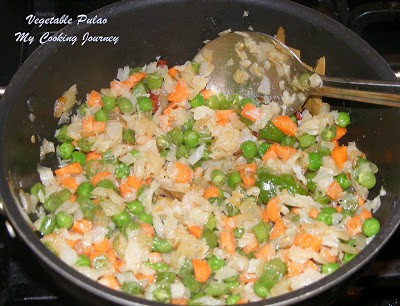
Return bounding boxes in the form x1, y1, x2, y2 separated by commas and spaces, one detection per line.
187, 144, 205, 165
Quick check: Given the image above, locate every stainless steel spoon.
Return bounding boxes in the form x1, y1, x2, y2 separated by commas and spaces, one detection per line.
194, 31, 400, 115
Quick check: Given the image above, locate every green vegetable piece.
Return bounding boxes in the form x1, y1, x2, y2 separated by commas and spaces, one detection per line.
191, 61, 201, 74
227, 171, 242, 188
226, 203, 240, 217
298, 73, 311, 87
152, 283, 171, 303
130, 67, 142, 74
252, 222, 270, 244
322, 207, 337, 214
318, 145, 331, 156
55, 211, 73, 229
92, 253, 109, 269
308, 152, 322, 171
127, 200, 145, 215
152, 262, 169, 272
138, 213, 153, 225
76, 195, 95, 220
321, 263, 339, 274
240, 140, 258, 158
281, 135, 297, 147
314, 189, 330, 205
39, 216, 56, 235
55, 125, 71, 143
202, 228, 218, 248
121, 281, 143, 295
44, 189, 71, 212
240, 97, 255, 107
233, 227, 245, 239
357, 172, 376, 189
176, 144, 190, 159
30, 182, 44, 199
183, 130, 200, 148
156, 271, 176, 284
210, 169, 227, 187
362, 217, 380, 237
204, 282, 229, 296
97, 179, 116, 190
71, 151, 86, 166
190, 94, 205, 108
76, 181, 94, 198
253, 281, 269, 298
183, 118, 195, 132
259, 121, 286, 142
152, 237, 173, 253
115, 163, 130, 179
208, 255, 225, 271
321, 125, 337, 141
85, 160, 105, 177
122, 128, 136, 144
76, 254, 91, 267
335, 173, 351, 189
112, 210, 131, 228
305, 171, 317, 192
78, 138, 94, 153
205, 95, 220, 109
58, 142, 75, 159
226, 294, 241, 305
117, 97, 134, 114
167, 127, 184, 146
124, 221, 141, 236
218, 94, 232, 110
258, 142, 271, 157
298, 133, 316, 149
255, 258, 287, 294
337, 112, 350, 128
102, 96, 116, 111
146, 73, 163, 90
181, 275, 202, 294
343, 252, 356, 263
94, 109, 108, 122
132, 81, 147, 96
78, 103, 87, 116
156, 134, 171, 150
316, 212, 333, 226
137, 96, 153, 112
178, 259, 193, 277
205, 213, 216, 231
341, 209, 354, 217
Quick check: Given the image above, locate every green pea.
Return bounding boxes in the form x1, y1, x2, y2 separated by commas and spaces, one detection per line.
305, 172, 317, 192
117, 97, 134, 113
55, 125, 71, 143
124, 221, 141, 235
337, 112, 350, 127
156, 135, 170, 150
152, 237, 173, 253
176, 144, 190, 159
335, 173, 351, 189
362, 217, 380, 237
233, 227, 245, 239
178, 259, 194, 277
71, 151, 86, 166
227, 171, 242, 188
102, 96, 116, 111
151, 262, 169, 272
94, 109, 108, 122
127, 200, 145, 215
298, 133, 316, 149
167, 127, 184, 146
308, 152, 322, 171
252, 222, 270, 244
321, 125, 336, 141
137, 96, 153, 112
115, 163, 130, 179
205, 95, 220, 109
146, 74, 163, 90
55, 211, 73, 229
343, 252, 356, 263
130, 149, 139, 156
78, 138, 93, 153
183, 130, 200, 148
318, 145, 331, 156
85, 160, 105, 177
39, 216, 56, 235
182, 275, 202, 294
321, 262, 339, 274
97, 179, 116, 190
240, 97, 255, 107
76, 181, 94, 198
183, 118, 195, 132
156, 271, 176, 284
44, 189, 71, 212
357, 172, 376, 189
58, 142, 75, 159
208, 255, 225, 271
112, 210, 131, 228
218, 94, 232, 110
138, 213, 153, 225
316, 212, 333, 225
342, 209, 354, 218
190, 94, 205, 108
229, 94, 241, 106
76, 254, 91, 267
132, 81, 147, 96
121, 281, 143, 295
30, 182, 44, 199
76, 196, 95, 220
240, 140, 258, 158
191, 61, 201, 74
226, 294, 241, 305
253, 281, 269, 298
281, 135, 297, 147
210, 169, 227, 187
258, 142, 271, 157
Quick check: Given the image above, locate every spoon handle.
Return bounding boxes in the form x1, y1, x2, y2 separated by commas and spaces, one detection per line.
311, 76, 400, 107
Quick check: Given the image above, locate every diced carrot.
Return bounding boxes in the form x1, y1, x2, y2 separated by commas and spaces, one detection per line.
71, 219, 92, 234
274, 145, 297, 161
193, 167, 204, 178
135, 274, 155, 287
90, 171, 111, 186
148, 252, 163, 264
127, 175, 143, 190
319, 246, 338, 263
359, 209, 372, 221
309, 207, 319, 219
237, 163, 257, 186
242, 234, 259, 254
87, 90, 103, 107
255, 243, 274, 261
346, 215, 362, 235
240, 103, 261, 122
119, 181, 134, 198
332, 146, 348, 169
200, 89, 213, 100
326, 180, 343, 201
263, 197, 281, 222
65, 239, 79, 248
86, 151, 101, 161
55, 162, 83, 176
331, 140, 339, 147
93, 238, 111, 253
170, 298, 188, 305
167, 81, 190, 103
216, 109, 234, 126
291, 207, 301, 215
293, 233, 322, 252
287, 260, 304, 277
262, 143, 279, 162
239, 273, 258, 283
357, 193, 365, 207
174, 162, 192, 183
140, 223, 155, 237
192, 259, 212, 283
333, 125, 347, 141
203, 185, 220, 200
187, 225, 203, 239
335, 205, 343, 213
168, 67, 178, 79
219, 230, 236, 255
269, 218, 286, 240
271, 116, 297, 137
81, 115, 106, 136
98, 274, 120, 290
69, 193, 77, 203
223, 217, 237, 230
58, 176, 78, 192
122, 72, 147, 88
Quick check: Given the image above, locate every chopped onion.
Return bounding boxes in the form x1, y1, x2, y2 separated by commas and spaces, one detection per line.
187, 144, 205, 165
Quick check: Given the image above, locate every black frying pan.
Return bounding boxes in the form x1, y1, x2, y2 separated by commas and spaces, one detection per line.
1, 0, 400, 305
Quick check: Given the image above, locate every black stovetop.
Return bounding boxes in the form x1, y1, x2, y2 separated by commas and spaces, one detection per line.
1, 0, 400, 305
